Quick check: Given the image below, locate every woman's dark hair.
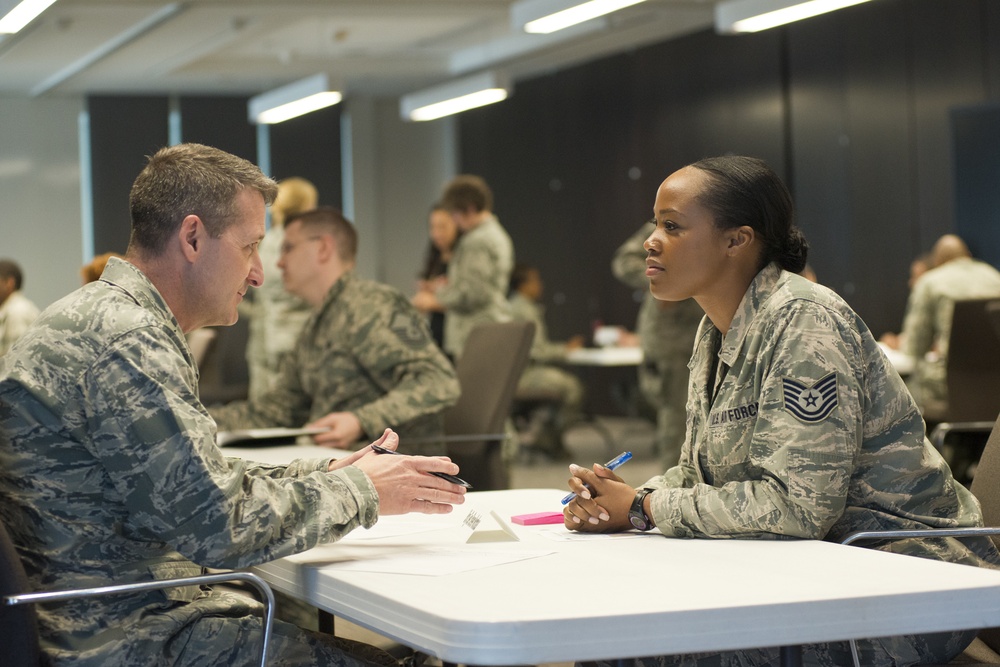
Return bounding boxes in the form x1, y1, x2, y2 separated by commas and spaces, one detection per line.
689, 155, 808, 273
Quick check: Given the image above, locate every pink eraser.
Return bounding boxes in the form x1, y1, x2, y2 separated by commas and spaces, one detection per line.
511, 511, 565, 525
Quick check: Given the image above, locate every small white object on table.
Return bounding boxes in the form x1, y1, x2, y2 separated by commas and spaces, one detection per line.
566, 346, 643, 367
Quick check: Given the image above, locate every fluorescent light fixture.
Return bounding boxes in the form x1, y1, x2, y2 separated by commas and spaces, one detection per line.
400, 71, 511, 122
248, 73, 342, 125
512, 0, 646, 34
0, 0, 58, 33
716, 0, 875, 34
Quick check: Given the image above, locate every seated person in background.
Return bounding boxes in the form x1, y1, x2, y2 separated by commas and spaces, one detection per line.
244, 176, 318, 402
565, 155, 998, 667
211, 206, 460, 455
0, 259, 40, 356
508, 262, 585, 458
80, 251, 122, 284
612, 222, 703, 469
0, 143, 466, 667
900, 234, 1000, 421
879, 252, 931, 351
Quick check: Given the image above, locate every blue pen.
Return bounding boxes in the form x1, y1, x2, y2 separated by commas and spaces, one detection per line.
561, 451, 633, 505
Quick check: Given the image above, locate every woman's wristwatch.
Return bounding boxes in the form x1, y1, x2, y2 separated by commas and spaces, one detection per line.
628, 488, 655, 531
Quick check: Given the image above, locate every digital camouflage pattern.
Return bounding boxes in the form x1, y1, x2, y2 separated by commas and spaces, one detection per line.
901, 256, 1000, 420
612, 221, 703, 467
635, 264, 999, 666
437, 214, 514, 358
509, 292, 584, 443
0, 258, 384, 666
243, 225, 314, 402
212, 271, 460, 456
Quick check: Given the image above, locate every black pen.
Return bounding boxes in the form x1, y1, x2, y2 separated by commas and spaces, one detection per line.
370, 443, 473, 489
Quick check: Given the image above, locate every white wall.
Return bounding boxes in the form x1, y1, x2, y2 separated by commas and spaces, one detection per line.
342, 94, 457, 293
0, 95, 85, 311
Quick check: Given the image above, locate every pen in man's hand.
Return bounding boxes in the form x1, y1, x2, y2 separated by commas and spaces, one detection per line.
371, 443, 473, 489
561, 451, 633, 505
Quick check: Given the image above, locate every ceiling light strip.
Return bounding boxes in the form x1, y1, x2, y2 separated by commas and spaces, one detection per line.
0, 0, 58, 34
716, 0, 874, 34
522, 0, 647, 34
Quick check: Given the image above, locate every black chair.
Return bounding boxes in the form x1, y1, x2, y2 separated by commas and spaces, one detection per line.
927, 298, 1000, 483
841, 410, 1000, 666
0, 519, 275, 667
412, 321, 535, 491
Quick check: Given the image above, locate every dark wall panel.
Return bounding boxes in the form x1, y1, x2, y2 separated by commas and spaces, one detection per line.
952, 103, 1000, 268
461, 0, 1000, 343
88, 95, 169, 255
180, 95, 257, 163
268, 105, 342, 209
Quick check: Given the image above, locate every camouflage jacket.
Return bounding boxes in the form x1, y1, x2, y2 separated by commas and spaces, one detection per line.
0, 258, 378, 663
901, 257, 1000, 416
212, 271, 460, 452
437, 214, 514, 357
642, 264, 999, 568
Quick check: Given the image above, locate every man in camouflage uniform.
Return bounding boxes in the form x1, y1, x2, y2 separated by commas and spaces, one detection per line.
901, 234, 1000, 421
242, 177, 318, 402
612, 221, 703, 468
0, 143, 467, 667
212, 207, 459, 456
568, 263, 1000, 667
412, 175, 514, 360
508, 263, 585, 457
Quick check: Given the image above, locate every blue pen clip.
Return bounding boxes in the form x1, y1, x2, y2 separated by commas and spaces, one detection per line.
561, 451, 633, 505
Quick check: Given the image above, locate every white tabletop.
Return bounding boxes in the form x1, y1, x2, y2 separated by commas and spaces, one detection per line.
566, 346, 644, 366
253, 489, 1000, 665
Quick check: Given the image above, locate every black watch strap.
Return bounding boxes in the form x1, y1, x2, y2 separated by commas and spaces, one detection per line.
629, 488, 655, 531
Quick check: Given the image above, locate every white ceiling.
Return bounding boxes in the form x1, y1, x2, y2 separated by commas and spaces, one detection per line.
0, 0, 716, 99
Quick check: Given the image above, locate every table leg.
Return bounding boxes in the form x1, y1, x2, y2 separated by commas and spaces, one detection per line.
780, 645, 803, 667
319, 609, 335, 634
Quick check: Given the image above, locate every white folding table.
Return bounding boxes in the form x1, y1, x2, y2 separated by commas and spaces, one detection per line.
253, 489, 1000, 665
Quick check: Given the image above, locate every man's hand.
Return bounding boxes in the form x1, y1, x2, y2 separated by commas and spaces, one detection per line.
308, 412, 363, 448
563, 462, 635, 533
411, 289, 443, 313
328, 429, 397, 472
347, 430, 466, 515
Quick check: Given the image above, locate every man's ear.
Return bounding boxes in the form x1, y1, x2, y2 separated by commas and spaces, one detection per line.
726, 225, 755, 256
178, 215, 204, 262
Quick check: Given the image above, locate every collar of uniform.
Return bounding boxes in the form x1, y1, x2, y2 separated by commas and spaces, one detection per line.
317, 270, 354, 313
100, 257, 186, 341
718, 262, 783, 366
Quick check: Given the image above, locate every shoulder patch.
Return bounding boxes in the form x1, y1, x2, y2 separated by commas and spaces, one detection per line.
388, 312, 429, 350
782, 372, 838, 424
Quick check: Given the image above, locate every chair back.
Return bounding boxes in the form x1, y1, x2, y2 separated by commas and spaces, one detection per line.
443, 321, 535, 490
0, 519, 41, 666
945, 298, 1000, 422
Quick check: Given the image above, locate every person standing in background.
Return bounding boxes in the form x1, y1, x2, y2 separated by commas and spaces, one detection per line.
0, 259, 39, 356
417, 203, 461, 350
244, 176, 318, 401
412, 175, 514, 359
612, 222, 703, 468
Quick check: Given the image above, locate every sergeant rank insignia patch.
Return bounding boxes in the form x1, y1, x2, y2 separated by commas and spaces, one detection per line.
782, 372, 838, 423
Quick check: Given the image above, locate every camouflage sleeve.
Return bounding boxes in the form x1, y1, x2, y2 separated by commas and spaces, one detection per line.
900, 279, 935, 358
649, 302, 862, 540
209, 352, 313, 429
436, 237, 502, 314
85, 326, 378, 569
611, 222, 655, 290
350, 297, 461, 437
